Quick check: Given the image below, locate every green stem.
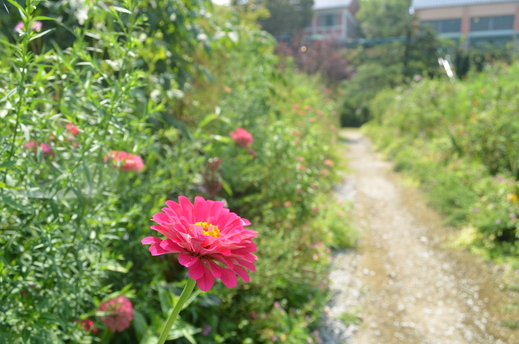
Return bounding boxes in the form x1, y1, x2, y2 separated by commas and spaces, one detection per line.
157, 278, 197, 344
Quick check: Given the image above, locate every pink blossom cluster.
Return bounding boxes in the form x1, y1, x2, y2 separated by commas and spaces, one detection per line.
98, 295, 134, 333
14, 21, 42, 34
230, 127, 256, 157
23, 141, 54, 157
104, 150, 144, 172
230, 127, 253, 148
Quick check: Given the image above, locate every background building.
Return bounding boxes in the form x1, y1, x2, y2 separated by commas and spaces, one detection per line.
411, 0, 519, 48
303, 0, 359, 43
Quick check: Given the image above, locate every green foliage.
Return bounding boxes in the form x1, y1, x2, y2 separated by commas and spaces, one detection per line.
339, 0, 443, 127
0, 1, 347, 343
255, 0, 313, 37
364, 62, 519, 262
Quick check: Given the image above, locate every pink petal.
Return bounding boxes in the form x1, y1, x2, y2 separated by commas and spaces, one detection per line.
207, 260, 222, 278
219, 268, 237, 288
152, 212, 171, 224
209, 201, 225, 220
178, 254, 199, 267
240, 218, 251, 226
194, 196, 209, 222
165, 200, 182, 218
188, 259, 206, 280
211, 255, 234, 269
233, 265, 250, 283
160, 239, 186, 253
196, 272, 215, 292
141, 237, 161, 245
149, 244, 170, 256
178, 196, 194, 222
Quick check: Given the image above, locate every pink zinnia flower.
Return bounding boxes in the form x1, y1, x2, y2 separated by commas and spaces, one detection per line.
14, 21, 42, 33
98, 296, 133, 333
66, 122, 80, 136
324, 159, 334, 166
142, 196, 258, 292
104, 151, 144, 172
230, 128, 253, 148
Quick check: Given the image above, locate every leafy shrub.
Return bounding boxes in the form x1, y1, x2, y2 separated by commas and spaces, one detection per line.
0, 1, 346, 343
364, 62, 519, 262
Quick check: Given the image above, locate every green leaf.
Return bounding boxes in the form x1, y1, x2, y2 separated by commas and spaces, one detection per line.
0, 88, 16, 103
133, 310, 148, 340
222, 181, 233, 196
198, 114, 218, 128
0, 193, 30, 212
210, 135, 233, 144
32, 16, 56, 21
0, 182, 21, 190
0, 161, 15, 169
112, 6, 132, 14
29, 28, 55, 42
5, 0, 25, 14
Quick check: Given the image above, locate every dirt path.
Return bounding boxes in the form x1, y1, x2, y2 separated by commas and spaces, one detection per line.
325, 130, 519, 344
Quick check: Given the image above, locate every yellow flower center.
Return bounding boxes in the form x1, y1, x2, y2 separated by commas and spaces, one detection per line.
195, 222, 221, 238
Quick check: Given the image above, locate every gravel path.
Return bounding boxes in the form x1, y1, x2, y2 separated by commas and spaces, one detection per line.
321, 130, 519, 344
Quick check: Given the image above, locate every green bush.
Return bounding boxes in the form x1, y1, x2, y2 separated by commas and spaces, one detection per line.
364, 62, 519, 263
0, 1, 346, 343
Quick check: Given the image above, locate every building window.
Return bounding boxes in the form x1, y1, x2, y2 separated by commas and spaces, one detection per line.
320, 14, 337, 27
470, 15, 514, 31
422, 19, 461, 33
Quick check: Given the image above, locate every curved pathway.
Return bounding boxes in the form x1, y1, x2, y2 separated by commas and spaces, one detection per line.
323, 130, 519, 344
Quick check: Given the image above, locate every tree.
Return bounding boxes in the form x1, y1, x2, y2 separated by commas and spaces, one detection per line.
339, 0, 443, 126
249, 0, 314, 37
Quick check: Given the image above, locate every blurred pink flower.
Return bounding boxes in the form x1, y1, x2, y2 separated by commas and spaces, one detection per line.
142, 196, 258, 291
98, 296, 133, 333
324, 160, 334, 166
296, 156, 304, 162
330, 125, 336, 131
104, 151, 144, 172
230, 128, 253, 148
305, 105, 312, 111
39, 143, 53, 157
76, 319, 98, 334
317, 110, 323, 118
24, 141, 54, 157
23, 140, 38, 150
66, 122, 80, 136
284, 201, 291, 207
14, 21, 42, 33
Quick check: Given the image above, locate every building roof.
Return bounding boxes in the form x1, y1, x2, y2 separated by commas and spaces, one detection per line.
314, 0, 353, 10
412, 0, 518, 10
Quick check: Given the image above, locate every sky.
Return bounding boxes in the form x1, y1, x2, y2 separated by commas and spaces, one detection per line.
212, 0, 230, 5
